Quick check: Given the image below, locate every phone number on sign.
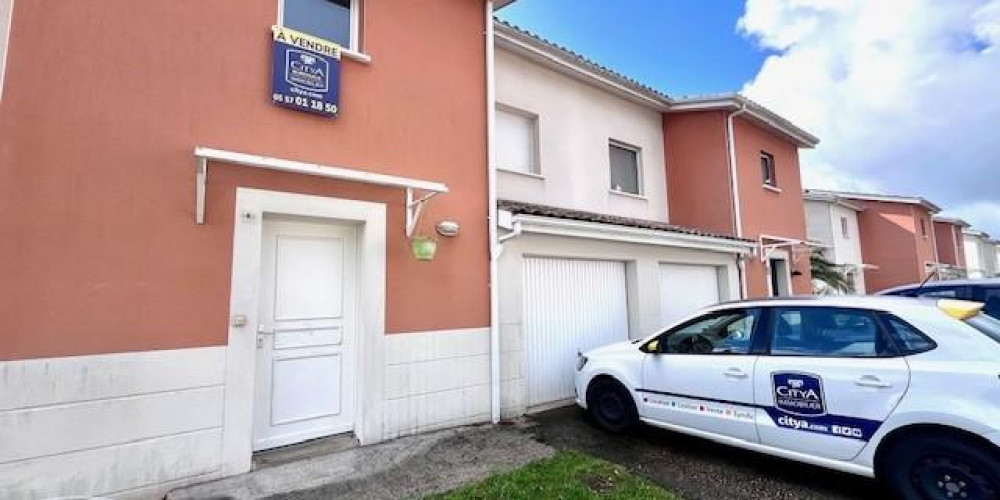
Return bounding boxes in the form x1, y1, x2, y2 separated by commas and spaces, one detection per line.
272, 93, 338, 115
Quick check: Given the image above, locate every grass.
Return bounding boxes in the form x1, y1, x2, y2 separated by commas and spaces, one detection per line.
425, 450, 679, 500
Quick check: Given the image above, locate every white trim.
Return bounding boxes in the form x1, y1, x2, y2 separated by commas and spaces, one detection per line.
0, 0, 12, 101
192, 147, 446, 231
498, 168, 546, 181
222, 188, 386, 477
762, 184, 783, 194
486, 1, 501, 425
607, 189, 648, 201
513, 214, 755, 255
813, 191, 941, 213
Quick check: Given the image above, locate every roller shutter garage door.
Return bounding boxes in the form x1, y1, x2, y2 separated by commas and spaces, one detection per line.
523, 257, 629, 407
659, 263, 721, 327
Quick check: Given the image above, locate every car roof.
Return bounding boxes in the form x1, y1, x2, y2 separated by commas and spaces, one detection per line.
708, 294, 943, 312
878, 278, 1000, 295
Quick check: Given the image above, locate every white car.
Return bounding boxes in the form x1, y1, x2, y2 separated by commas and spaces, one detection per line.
575, 296, 1000, 500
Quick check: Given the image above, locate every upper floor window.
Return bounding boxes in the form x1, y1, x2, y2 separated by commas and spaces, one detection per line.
281, 0, 356, 50
760, 152, 777, 187
920, 217, 927, 237
840, 216, 850, 239
609, 141, 641, 195
496, 105, 539, 175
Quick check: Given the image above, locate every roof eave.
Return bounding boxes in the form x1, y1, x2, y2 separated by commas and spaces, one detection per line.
667, 96, 819, 148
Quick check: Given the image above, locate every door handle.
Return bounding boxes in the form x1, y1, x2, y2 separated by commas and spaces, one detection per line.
854, 375, 892, 388
724, 368, 749, 379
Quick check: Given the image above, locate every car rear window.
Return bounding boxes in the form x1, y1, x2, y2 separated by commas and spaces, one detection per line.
967, 313, 1000, 344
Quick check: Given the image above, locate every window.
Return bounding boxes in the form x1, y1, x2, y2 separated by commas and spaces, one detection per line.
770, 307, 889, 357
882, 316, 935, 354
915, 287, 959, 298
920, 217, 927, 237
760, 152, 777, 187
495, 106, 538, 174
659, 309, 758, 355
967, 314, 1000, 344
609, 142, 641, 195
840, 217, 850, 239
976, 287, 1000, 319
282, 0, 355, 50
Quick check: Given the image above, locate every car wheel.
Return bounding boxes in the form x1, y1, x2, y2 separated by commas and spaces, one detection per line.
586, 378, 638, 434
883, 434, 1000, 500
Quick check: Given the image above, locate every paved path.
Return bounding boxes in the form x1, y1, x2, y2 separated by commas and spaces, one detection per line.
532, 406, 885, 500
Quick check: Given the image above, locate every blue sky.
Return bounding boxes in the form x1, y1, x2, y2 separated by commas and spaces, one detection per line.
497, 0, 768, 97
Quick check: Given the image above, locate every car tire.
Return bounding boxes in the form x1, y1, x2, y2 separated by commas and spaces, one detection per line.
586, 378, 638, 434
882, 434, 1000, 500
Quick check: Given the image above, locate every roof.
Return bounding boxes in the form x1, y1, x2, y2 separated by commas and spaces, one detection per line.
877, 277, 1000, 295
963, 228, 992, 239
497, 199, 752, 243
802, 191, 864, 212
493, 20, 818, 148
710, 294, 946, 312
932, 216, 971, 227
805, 189, 941, 213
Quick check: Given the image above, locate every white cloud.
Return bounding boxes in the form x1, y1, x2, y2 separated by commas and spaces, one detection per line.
738, 0, 1000, 236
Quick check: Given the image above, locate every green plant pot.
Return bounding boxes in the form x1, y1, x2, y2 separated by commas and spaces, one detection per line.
411, 238, 437, 261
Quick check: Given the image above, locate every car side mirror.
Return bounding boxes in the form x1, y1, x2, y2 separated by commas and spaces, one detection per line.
641, 339, 661, 354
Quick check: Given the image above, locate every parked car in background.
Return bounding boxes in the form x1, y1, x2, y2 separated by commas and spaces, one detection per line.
575, 296, 1000, 500
878, 278, 1000, 319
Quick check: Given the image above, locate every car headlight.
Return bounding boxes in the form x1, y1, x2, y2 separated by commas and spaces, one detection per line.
576, 352, 588, 371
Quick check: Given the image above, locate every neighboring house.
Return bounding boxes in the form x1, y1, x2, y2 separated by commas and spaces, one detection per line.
493, 22, 755, 414
0, 1, 507, 498
964, 229, 1000, 278
664, 96, 820, 298
803, 191, 868, 294
933, 216, 970, 279
814, 192, 942, 293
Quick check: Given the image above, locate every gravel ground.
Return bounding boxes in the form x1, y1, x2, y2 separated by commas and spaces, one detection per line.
529, 406, 887, 500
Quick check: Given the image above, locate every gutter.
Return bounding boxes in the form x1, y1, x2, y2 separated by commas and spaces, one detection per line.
485, 0, 501, 425
725, 103, 749, 298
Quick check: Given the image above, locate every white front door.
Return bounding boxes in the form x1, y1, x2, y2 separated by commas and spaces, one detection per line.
523, 257, 630, 407
253, 217, 357, 451
659, 263, 721, 327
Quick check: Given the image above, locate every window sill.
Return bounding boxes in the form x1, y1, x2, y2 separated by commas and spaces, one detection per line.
762, 184, 783, 194
341, 48, 372, 64
498, 168, 545, 180
608, 189, 647, 201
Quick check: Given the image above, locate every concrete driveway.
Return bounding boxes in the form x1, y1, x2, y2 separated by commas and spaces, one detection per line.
532, 406, 885, 500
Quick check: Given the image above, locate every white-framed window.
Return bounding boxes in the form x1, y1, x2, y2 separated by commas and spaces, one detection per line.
0, 0, 13, 101
840, 216, 850, 239
279, 0, 359, 51
609, 141, 642, 195
761, 151, 777, 187
495, 105, 539, 175
920, 217, 928, 237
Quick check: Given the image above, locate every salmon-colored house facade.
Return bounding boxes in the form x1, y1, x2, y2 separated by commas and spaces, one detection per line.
933, 216, 970, 278
664, 96, 819, 298
817, 192, 942, 292
0, 1, 506, 497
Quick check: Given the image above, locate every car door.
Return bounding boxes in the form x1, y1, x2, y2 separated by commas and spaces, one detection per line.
639, 308, 761, 443
753, 306, 910, 461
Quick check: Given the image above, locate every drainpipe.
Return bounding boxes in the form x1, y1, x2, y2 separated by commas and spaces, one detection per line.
485, 1, 501, 425
726, 103, 749, 298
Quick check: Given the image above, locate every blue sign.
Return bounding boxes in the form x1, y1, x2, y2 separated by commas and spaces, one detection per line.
772, 372, 825, 416
271, 26, 340, 117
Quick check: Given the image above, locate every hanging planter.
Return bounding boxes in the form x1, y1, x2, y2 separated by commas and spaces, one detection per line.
410, 236, 438, 261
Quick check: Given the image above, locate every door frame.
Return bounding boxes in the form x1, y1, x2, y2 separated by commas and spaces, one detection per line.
221, 188, 386, 477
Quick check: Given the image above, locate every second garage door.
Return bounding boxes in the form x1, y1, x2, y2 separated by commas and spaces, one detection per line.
659, 263, 721, 328
523, 257, 629, 407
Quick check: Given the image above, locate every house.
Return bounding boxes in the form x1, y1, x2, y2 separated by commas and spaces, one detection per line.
964, 229, 1000, 278
664, 96, 820, 298
0, 1, 510, 497
802, 191, 869, 293
812, 192, 942, 292
492, 22, 755, 413
933, 216, 971, 279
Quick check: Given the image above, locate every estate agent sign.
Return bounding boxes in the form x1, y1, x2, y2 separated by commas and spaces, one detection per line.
271, 25, 341, 117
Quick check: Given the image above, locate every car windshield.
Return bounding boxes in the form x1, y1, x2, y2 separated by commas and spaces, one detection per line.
966, 313, 1000, 344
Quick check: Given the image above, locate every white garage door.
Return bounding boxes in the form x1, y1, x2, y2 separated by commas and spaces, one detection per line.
659, 263, 721, 328
524, 257, 629, 407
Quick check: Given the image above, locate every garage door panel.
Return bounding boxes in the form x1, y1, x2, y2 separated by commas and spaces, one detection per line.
659, 263, 721, 328
524, 257, 629, 407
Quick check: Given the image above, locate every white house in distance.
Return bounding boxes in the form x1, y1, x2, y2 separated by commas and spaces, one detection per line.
803, 190, 868, 294
492, 21, 755, 414
964, 229, 1000, 278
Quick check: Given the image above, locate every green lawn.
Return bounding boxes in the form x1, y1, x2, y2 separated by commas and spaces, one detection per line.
425, 450, 679, 500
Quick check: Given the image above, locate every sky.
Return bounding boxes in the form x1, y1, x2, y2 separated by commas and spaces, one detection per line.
498, 0, 1000, 238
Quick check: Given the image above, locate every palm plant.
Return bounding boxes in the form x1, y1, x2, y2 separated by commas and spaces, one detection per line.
810, 250, 853, 293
